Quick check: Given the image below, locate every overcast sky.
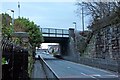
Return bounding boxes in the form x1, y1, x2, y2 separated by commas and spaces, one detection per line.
0, 1, 89, 31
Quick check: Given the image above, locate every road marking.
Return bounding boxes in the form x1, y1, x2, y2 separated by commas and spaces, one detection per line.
103, 75, 118, 77
81, 73, 118, 79
81, 72, 87, 75
80, 72, 98, 79
92, 74, 101, 77
67, 67, 71, 68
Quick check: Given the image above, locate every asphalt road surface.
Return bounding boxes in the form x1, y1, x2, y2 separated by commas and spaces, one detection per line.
45, 59, 119, 80
40, 53, 56, 60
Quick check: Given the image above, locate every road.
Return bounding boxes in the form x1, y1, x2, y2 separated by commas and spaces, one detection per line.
39, 54, 119, 80
40, 53, 56, 60
45, 59, 119, 80
35, 53, 119, 80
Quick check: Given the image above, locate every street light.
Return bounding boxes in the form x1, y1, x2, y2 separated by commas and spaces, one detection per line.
73, 22, 77, 50
73, 22, 77, 31
73, 22, 77, 33
8, 9, 14, 32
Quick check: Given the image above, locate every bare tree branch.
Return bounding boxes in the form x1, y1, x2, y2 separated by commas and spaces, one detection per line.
75, 2, 120, 29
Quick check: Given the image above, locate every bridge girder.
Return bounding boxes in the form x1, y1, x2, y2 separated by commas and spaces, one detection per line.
43, 37, 69, 43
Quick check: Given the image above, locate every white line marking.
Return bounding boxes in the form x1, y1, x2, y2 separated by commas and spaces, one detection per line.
81, 72, 98, 79
93, 74, 101, 77
103, 75, 118, 77
67, 67, 71, 68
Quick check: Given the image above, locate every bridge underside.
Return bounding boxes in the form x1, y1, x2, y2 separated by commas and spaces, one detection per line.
43, 37, 69, 43
43, 37, 69, 56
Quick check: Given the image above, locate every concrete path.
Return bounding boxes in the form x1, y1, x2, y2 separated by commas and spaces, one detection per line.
31, 60, 47, 79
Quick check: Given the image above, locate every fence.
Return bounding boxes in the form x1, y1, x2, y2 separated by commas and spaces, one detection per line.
2, 39, 29, 80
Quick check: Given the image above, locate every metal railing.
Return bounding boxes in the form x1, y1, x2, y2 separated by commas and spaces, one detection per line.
38, 56, 59, 80
41, 28, 69, 37
2, 39, 29, 79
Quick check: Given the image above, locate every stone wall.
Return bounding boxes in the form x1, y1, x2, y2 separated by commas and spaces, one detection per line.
80, 23, 120, 72
94, 23, 120, 59
85, 10, 120, 59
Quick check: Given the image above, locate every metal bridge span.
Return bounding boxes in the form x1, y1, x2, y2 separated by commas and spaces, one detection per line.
41, 28, 69, 38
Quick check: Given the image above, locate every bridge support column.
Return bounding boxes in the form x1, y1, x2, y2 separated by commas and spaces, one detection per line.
63, 28, 80, 62
59, 41, 68, 56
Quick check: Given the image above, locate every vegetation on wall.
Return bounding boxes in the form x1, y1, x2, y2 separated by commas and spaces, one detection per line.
2, 57, 6, 65
14, 17, 44, 48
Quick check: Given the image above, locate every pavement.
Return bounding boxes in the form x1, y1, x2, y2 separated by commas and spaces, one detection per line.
31, 60, 47, 79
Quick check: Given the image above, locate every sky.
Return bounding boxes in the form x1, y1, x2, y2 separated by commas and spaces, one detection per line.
0, 0, 90, 31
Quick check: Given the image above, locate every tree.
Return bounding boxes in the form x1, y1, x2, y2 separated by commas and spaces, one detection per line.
76, 1, 120, 27
14, 17, 44, 49
1, 13, 44, 50
1, 13, 13, 39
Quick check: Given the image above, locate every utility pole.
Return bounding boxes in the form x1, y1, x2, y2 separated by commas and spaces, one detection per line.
81, 3, 84, 32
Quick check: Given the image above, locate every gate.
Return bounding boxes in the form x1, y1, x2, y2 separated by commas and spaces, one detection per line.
2, 39, 29, 80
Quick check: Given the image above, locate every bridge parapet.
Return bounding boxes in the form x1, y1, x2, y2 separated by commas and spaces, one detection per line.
41, 28, 69, 37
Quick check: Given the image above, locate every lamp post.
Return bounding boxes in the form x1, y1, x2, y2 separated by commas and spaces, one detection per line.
73, 22, 77, 39
8, 9, 14, 32
73, 22, 77, 50
73, 22, 77, 41
73, 22, 77, 32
